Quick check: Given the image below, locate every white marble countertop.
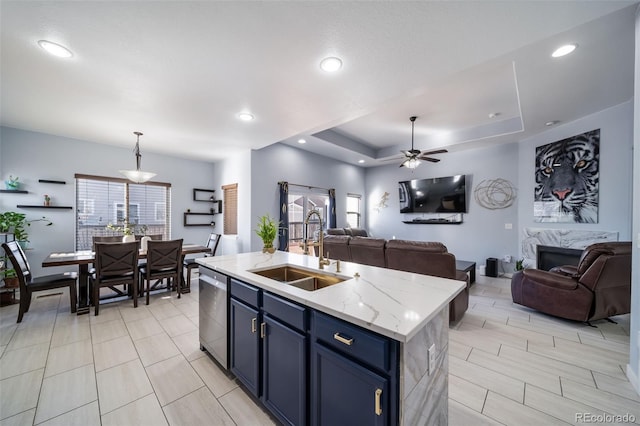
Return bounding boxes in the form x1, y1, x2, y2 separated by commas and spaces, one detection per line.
197, 251, 465, 343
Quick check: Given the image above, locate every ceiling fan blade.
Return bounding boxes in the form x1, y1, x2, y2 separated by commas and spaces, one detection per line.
420, 149, 448, 156
420, 157, 441, 163
381, 156, 404, 162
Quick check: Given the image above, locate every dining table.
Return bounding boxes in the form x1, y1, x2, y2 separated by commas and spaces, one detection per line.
42, 243, 211, 315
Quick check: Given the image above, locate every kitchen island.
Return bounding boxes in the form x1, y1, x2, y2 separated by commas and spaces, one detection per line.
197, 251, 465, 425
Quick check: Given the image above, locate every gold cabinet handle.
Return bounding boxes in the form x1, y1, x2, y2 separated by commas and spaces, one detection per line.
375, 388, 382, 416
261, 322, 266, 338
333, 332, 353, 346
251, 317, 257, 333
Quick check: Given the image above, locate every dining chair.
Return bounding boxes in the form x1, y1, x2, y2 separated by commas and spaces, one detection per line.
183, 233, 220, 290
90, 241, 140, 316
139, 239, 183, 305
91, 235, 134, 297
2, 241, 77, 323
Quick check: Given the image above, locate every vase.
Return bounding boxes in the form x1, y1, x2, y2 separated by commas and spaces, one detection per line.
4, 181, 19, 190
122, 234, 135, 243
262, 243, 275, 254
140, 235, 151, 251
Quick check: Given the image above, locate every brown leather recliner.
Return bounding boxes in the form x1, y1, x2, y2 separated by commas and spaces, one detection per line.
385, 240, 469, 323
511, 242, 632, 322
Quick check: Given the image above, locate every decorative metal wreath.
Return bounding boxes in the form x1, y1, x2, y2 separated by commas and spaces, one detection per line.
473, 178, 516, 210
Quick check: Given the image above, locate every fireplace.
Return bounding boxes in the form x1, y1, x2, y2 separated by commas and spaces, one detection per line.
536, 245, 582, 271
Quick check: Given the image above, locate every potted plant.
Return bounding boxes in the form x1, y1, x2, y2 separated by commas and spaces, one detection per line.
1, 267, 19, 289
106, 219, 136, 242
0, 212, 51, 248
255, 214, 278, 254
515, 258, 525, 271
4, 175, 19, 190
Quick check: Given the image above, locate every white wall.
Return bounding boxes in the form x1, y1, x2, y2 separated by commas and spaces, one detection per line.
210, 150, 252, 255
0, 126, 217, 276
249, 143, 366, 252
627, 4, 640, 395
517, 100, 634, 246
365, 142, 520, 270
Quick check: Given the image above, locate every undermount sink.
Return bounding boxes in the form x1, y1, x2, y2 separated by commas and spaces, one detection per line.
250, 265, 347, 291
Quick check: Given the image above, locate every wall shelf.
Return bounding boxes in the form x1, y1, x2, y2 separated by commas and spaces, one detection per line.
193, 188, 216, 202
183, 212, 215, 227
17, 205, 73, 210
39, 179, 66, 185
402, 219, 463, 225
0, 190, 28, 194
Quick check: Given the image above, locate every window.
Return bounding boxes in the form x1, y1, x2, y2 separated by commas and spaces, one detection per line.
75, 174, 171, 250
77, 198, 95, 216
115, 203, 140, 223
346, 193, 361, 228
222, 183, 238, 235
287, 188, 329, 254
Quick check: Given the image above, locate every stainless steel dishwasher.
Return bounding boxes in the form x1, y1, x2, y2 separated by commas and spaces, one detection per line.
199, 266, 229, 369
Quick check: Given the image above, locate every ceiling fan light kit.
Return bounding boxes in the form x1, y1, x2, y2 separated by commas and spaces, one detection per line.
397, 116, 447, 169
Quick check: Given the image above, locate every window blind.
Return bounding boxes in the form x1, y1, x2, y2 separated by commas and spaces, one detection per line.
222, 183, 238, 235
75, 174, 171, 250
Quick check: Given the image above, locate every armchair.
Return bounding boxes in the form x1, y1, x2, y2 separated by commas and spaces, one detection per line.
511, 242, 631, 322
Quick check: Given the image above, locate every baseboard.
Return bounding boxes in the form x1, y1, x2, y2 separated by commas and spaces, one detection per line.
626, 364, 640, 397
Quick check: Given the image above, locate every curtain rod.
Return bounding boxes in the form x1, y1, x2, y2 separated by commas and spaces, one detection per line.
278, 181, 331, 192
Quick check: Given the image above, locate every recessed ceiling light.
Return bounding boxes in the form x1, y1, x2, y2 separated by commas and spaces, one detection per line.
38, 40, 73, 58
545, 120, 560, 126
298, 138, 306, 144
551, 44, 577, 58
320, 56, 343, 72
237, 112, 254, 121
358, 159, 365, 164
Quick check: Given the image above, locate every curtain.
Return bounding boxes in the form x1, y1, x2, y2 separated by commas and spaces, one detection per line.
278, 182, 289, 251
329, 188, 336, 229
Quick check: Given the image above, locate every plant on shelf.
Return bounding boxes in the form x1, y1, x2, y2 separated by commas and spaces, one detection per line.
255, 214, 279, 254
4, 175, 19, 190
0, 211, 52, 246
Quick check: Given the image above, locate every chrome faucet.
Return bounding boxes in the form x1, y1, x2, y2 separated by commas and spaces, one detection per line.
303, 210, 330, 269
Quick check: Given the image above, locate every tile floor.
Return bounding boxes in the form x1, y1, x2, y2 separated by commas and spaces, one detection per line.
0, 273, 637, 425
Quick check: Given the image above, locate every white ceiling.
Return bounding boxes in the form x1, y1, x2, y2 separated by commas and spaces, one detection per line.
0, 1, 636, 167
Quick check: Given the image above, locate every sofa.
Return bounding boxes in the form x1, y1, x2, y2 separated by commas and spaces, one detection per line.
320, 235, 469, 322
511, 242, 631, 322
326, 227, 369, 237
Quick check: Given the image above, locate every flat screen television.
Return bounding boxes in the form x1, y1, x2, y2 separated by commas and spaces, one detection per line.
399, 174, 467, 213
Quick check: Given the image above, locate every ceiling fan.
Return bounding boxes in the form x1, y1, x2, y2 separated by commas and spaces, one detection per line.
387, 116, 447, 169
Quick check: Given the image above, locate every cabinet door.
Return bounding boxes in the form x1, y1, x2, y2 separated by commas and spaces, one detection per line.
311, 343, 389, 426
262, 314, 307, 426
230, 297, 260, 396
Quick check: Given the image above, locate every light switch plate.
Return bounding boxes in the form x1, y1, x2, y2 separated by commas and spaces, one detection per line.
428, 344, 436, 375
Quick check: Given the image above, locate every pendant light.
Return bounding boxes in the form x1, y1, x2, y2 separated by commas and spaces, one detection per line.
119, 131, 157, 183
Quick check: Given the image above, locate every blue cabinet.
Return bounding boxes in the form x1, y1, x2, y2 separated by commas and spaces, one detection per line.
229, 279, 398, 425
262, 313, 307, 425
229, 279, 308, 425
311, 343, 388, 426
311, 311, 398, 426
229, 297, 260, 396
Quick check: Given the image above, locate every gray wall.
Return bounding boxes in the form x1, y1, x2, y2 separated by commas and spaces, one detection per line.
517, 100, 634, 245
365, 142, 520, 271
628, 4, 640, 395
0, 126, 217, 276
249, 143, 366, 252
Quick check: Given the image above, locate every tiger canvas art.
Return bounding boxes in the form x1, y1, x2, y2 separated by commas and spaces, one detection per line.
534, 129, 600, 223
